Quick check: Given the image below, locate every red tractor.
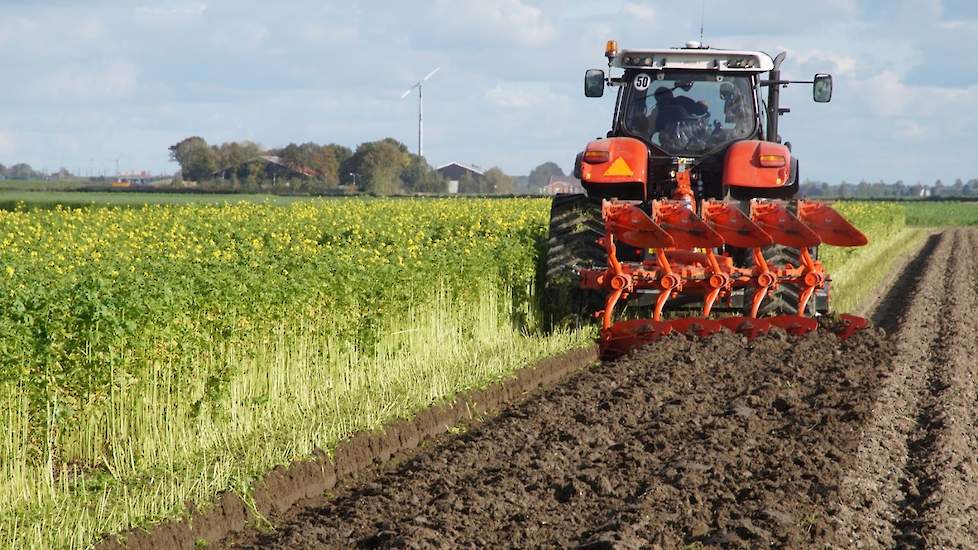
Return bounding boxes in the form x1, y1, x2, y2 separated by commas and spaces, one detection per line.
545, 41, 868, 359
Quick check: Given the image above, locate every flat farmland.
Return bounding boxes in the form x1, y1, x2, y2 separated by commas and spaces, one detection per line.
1, 195, 976, 548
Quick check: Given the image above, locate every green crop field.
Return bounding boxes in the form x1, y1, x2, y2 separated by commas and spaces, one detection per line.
903, 200, 978, 226
0, 179, 91, 192
0, 189, 311, 210
0, 192, 968, 549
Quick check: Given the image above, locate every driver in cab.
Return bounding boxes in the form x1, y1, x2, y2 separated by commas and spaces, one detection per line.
650, 86, 708, 133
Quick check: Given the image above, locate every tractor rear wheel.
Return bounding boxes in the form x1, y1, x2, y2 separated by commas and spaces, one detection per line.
542, 194, 606, 329
745, 245, 820, 316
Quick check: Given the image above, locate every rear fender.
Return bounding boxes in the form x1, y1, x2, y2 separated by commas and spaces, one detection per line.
578, 137, 648, 199
724, 140, 796, 199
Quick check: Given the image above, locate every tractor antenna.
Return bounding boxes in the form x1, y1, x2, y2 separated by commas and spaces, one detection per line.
699, 0, 705, 44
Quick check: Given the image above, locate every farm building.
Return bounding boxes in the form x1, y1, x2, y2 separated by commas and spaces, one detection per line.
435, 162, 484, 194
543, 176, 585, 195
112, 171, 153, 187
214, 155, 318, 181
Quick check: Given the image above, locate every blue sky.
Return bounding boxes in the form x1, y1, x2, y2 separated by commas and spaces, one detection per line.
0, 0, 975, 183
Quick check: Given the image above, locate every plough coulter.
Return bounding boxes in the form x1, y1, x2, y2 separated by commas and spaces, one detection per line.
545, 40, 870, 359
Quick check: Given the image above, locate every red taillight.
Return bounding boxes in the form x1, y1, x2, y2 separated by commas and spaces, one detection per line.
583, 150, 610, 164
758, 154, 786, 167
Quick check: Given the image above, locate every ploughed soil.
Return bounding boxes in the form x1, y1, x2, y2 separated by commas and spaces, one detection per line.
218, 228, 978, 549
227, 329, 887, 549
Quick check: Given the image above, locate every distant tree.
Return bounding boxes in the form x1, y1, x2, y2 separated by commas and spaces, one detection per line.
527, 161, 565, 190
909, 181, 925, 198
321, 144, 352, 187
966, 179, 978, 197
266, 142, 350, 189
0, 163, 6, 177
514, 175, 530, 193
343, 138, 411, 194
214, 141, 263, 180
239, 158, 266, 190
894, 179, 907, 197
838, 181, 851, 198
400, 155, 446, 193
953, 178, 964, 197
169, 137, 218, 181
6, 163, 37, 180
457, 171, 482, 194
484, 167, 516, 194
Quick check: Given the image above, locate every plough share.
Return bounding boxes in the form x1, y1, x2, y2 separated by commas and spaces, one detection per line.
580, 190, 868, 359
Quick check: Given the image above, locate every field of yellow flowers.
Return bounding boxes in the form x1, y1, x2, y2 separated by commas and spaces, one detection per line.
0, 198, 589, 549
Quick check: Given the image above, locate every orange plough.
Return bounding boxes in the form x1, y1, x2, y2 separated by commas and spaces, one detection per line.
581, 198, 869, 360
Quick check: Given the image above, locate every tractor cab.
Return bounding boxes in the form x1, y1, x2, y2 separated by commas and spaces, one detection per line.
577, 41, 833, 202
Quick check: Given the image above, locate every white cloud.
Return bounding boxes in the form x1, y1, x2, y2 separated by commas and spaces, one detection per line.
210, 22, 271, 51
136, 4, 208, 18
301, 23, 358, 43
859, 71, 911, 117
0, 16, 39, 45
939, 19, 978, 31
485, 82, 567, 108
622, 2, 655, 23
76, 18, 104, 40
824, 0, 859, 16
897, 121, 926, 140
46, 62, 138, 100
791, 48, 858, 77
854, 70, 977, 119
437, 0, 556, 47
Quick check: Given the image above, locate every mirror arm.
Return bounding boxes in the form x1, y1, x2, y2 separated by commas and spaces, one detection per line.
760, 79, 815, 86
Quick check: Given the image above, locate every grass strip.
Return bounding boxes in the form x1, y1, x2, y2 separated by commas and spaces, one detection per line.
1, 286, 589, 549
824, 227, 927, 314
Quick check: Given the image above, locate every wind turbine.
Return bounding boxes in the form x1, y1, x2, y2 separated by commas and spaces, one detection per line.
400, 67, 440, 158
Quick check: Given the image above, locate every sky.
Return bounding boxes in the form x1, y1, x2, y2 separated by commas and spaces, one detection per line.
0, 0, 976, 184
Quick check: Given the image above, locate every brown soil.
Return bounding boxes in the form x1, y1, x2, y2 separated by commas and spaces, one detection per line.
97, 348, 598, 550
110, 228, 978, 549
836, 228, 978, 547
229, 327, 893, 549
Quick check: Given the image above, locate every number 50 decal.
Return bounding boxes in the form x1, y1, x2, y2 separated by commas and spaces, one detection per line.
633, 74, 651, 91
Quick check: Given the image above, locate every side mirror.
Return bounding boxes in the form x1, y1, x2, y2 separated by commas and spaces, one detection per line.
584, 69, 605, 97
813, 73, 832, 103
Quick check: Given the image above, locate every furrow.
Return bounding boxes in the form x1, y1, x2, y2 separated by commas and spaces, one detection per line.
834, 230, 954, 547
906, 229, 978, 546
892, 230, 966, 546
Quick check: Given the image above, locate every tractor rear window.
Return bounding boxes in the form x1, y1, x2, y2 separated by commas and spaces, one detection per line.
623, 72, 756, 155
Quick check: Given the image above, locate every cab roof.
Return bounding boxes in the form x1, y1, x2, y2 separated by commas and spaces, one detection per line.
611, 47, 774, 73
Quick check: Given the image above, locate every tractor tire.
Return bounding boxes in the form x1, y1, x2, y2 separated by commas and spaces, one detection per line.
542, 194, 607, 329
745, 245, 819, 317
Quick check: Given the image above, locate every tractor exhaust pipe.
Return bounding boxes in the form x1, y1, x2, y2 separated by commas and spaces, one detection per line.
766, 52, 787, 143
